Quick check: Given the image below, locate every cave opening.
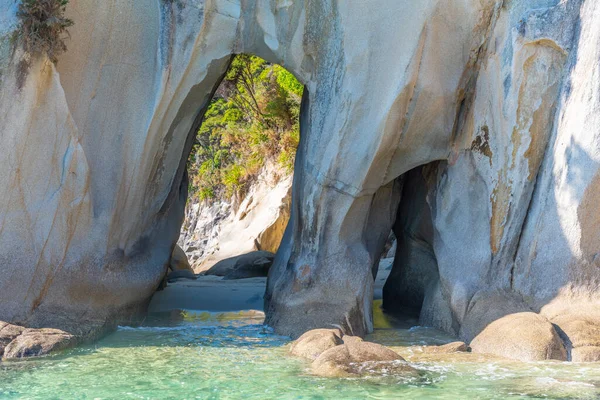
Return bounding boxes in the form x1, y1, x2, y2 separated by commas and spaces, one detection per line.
377, 163, 440, 324
149, 54, 302, 315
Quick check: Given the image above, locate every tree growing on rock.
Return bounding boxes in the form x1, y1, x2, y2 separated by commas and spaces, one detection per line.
16, 0, 73, 64
188, 55, 302, 202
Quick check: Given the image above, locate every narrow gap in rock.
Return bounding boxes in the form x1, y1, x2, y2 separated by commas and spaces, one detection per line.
149, 54, 302, 315
380, 164, 439, 323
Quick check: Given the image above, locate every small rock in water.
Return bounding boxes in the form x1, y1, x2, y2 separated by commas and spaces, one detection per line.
2, 328, 76, 360
0, 322, 25, 357
289, 328, 343, 360
423, 341, 469, 354
310, 334, 419, 378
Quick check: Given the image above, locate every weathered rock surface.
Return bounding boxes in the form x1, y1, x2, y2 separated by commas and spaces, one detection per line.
459, 290, 532, 342
0, 322, 24, 357
470, 312, 567, 362
180, 164, 292, 272
383, 166, 438, 317
2, 328, 76, 360
204, 251, 274, 280
311, 335, 418, 378
0, 0, 599, 362
289, 328, 343, 360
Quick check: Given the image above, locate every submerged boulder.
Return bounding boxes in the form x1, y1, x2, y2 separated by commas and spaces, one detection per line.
311, 335, 418, 378
289, 328, 343, 360
470, 312, 567, 362
2, 328, 76, 360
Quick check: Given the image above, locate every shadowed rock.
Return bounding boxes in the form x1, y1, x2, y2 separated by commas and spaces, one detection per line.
550, 314, 600, 362
2, 328, 76, 360
170, 245, 194, 273
166, 269, 197, 282
205, 251, 274, 280
0, 322, 24, 357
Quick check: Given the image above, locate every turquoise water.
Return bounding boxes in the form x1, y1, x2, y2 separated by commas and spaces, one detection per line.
1, 309, 599, 399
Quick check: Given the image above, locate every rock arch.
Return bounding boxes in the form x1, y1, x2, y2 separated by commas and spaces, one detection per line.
0, 0, 599, 361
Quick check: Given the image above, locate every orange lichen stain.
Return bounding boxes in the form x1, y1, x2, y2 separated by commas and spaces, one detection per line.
512, 44, 565, 179
299, 264, 311, 279
292, 264, 312, 292
490, 175, 511, 254
523, 81, 560, 180
471, 125, 493, 166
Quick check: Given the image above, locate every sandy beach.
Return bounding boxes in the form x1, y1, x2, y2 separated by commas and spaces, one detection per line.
148, 261, 392, 314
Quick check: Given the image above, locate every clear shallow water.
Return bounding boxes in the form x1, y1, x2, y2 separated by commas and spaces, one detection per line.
1, 308, 599, 400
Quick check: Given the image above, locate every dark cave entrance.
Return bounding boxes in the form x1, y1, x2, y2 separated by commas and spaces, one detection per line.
152, 54, 302, 314
378, 163, 441, 322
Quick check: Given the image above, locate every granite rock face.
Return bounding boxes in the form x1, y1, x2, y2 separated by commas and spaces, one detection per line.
0, 0, 599, 361
179, 163, 292, 272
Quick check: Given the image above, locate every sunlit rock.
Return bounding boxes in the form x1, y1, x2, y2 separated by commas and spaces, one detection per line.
311, 336, 418, 378
0, 0, 598, 362
470, 312, 567, 362
289, 328, 343, 360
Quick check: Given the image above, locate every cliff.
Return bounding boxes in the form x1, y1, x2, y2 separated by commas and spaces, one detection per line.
179, 163, 292, 272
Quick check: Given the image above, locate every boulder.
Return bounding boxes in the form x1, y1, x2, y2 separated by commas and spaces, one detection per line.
170, 245, 193, 273
0, 322, 24, 357
311, 336, 418, 378
289, 328, 343, 360
204, 251, 274, 280
470, 312, 567, 362
2, 328, 76, 360
256, 184, 292, 254
166, 269, 197, 282
423, 342, 469, 354
460, 290, 532, 342
551, 314, 600, 362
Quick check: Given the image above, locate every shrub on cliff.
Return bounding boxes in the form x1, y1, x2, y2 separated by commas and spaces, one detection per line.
16, 0, 73, 63
188, 55, 303, 202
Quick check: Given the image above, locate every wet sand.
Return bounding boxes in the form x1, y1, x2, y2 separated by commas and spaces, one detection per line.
148, 260, 392, 314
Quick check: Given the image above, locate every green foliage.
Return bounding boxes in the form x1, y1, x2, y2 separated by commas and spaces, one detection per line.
188, 55, 303, 202
16, 0, 73, 64
274, 66, 304, 98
